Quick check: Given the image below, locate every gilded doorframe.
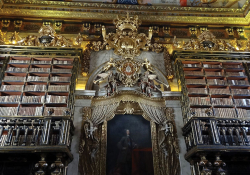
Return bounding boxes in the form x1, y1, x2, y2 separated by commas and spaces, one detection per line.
79, 91, 180, 175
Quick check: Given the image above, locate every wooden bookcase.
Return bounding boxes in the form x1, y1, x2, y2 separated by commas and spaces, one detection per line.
178, 60, 250, 124
0, 56, 78, 117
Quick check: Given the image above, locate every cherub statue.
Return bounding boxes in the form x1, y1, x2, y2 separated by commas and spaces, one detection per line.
103, 58, 116, 72
142, 58, 154, 73
85, 119, 98, 139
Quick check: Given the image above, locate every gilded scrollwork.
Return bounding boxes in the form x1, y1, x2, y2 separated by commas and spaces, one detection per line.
100, 13, 152, 57
174, 30, 250, 52
0, 30, 6, 44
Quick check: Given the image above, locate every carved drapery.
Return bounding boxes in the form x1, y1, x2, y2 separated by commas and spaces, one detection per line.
140, 103, 180, 175
79, 102, 119, 175
79, 93, 180, 175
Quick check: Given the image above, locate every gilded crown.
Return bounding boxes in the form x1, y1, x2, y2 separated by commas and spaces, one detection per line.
113, 12, 141, 32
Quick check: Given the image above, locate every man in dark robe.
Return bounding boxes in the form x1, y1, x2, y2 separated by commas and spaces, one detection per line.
117, 129, 136, 175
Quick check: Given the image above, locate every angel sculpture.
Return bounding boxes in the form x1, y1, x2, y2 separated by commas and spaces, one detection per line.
142, 58, 154, 73
139, 71, 169, 95
103, 58, 116, 72
161, 121, 172, 136
93, 71, 113, 84
85, 119, 98, 139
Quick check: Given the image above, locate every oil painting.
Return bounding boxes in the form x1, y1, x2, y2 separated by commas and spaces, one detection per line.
106, 114, 154, 175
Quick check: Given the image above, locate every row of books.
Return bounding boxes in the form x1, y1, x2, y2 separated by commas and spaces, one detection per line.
183, 64, 201, 68
186, 79, 206, 85
0, 106, 70, 116
184, 71, 204, 76
0, 95, 68, 104
3, 76, 71, 82
24, 85, 47, 91
223, 64, 243, 69
9, 60, 30, 64
226, 72, 245, 76
185, 71, 245, 77
0, 96, 21, 103
6, 67, 28, 72
27, 76, 48, 82
187, 88, 231, 94
187, 88, 208, 94
231, 89, 250, 95
22, 96, 45, 103
205, 72, 224, 76
203, 64, 222, 68
189, 97, 211, 105
213, 108, 238, 118
9, 59, 73, 65
227, 80, 249, 86
53, 60, 73, 65
48, 85, 70, 92
44, 107, 69, 116
29, 68, 50, 73
50, 77, 71, 82
4, 67, 71, 73
207, 79, 226, 85
186, 79, 249, 86
46, 95, 67, 103
52, 69, 71, 73
0, 107, 18, 116
189, 108, 212, 117
189, 96, 250, 107
0, 85, 70, 92
32, 60, 51, 64
189, 108, 241, 118
18, 107, 43, 116
237, 108, 248, 118
4, 76, 26, 81
184, 63, 242, 69
234, 99, 250, 106
211, 98, 234, 106
0, 85, 23, 91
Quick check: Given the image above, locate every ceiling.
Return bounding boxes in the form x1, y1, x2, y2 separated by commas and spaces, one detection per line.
71, 0, 247, 8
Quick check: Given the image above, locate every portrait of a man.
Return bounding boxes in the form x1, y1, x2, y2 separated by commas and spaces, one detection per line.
117, 129, 137, 175
106, 114, 153, 175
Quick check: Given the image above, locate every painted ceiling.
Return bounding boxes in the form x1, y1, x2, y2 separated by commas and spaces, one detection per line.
71, 0, 247, 8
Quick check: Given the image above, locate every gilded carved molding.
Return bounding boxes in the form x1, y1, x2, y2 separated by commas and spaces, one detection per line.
91, 90, 166, 107
3, 0, 249, 13
0, 8, 249, 25
174, 30, 250, 52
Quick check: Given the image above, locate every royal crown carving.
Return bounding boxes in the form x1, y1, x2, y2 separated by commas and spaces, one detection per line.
102, 12, 152, 57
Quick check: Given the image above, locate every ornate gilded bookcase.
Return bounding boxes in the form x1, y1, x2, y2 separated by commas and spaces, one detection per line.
0, 45, 81, 175
175, 31, 250, 174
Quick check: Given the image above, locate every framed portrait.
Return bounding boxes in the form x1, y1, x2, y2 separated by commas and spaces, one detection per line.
106, 114, 154, 175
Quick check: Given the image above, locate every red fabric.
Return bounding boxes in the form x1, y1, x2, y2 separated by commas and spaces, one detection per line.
180, 0, 187, 6
132, 148, 154, 175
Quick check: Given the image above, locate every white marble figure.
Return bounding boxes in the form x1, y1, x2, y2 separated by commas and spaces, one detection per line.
86, 119, 98, 139
161, 121, 171, 136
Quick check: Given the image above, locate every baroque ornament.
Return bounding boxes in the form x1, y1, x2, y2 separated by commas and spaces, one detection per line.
101, 12, 153, 57
93, 57, 169, 96
174, 30, 250, 52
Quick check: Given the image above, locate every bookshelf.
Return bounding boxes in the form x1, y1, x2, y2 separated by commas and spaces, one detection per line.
178, 60, 250, 124
0, 56, 78, 117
